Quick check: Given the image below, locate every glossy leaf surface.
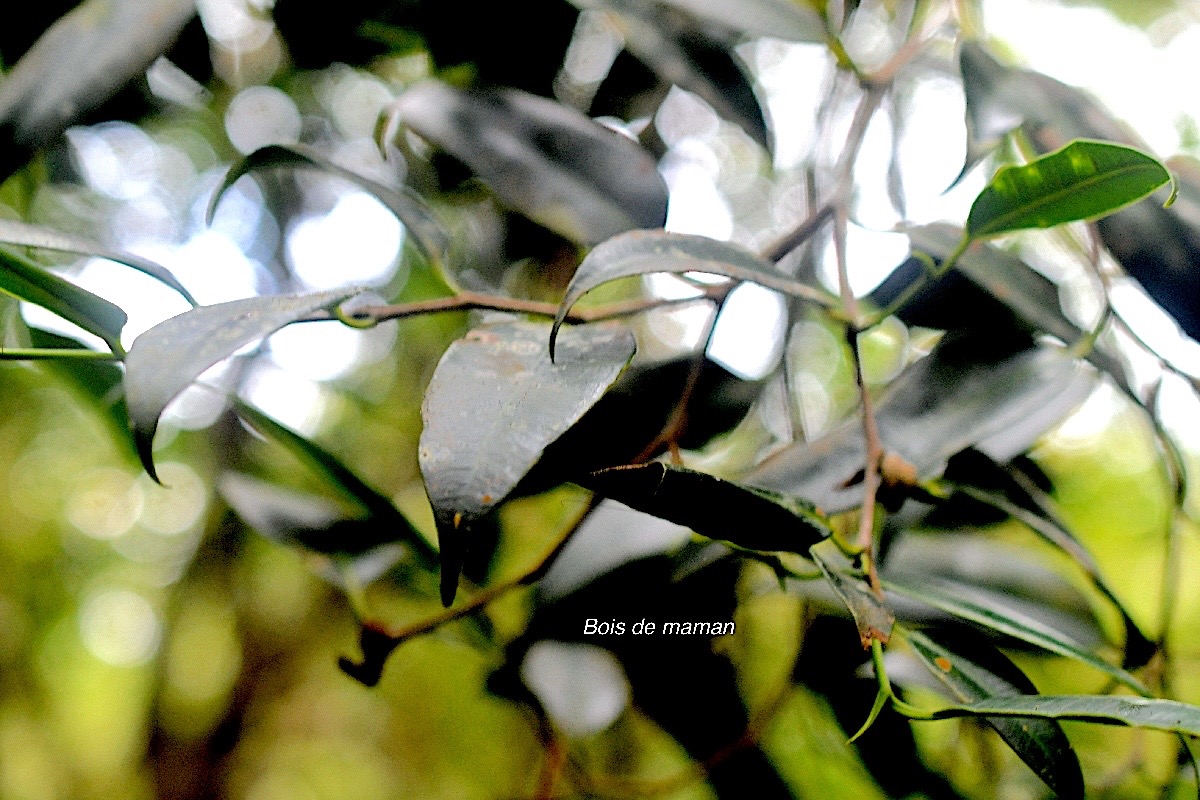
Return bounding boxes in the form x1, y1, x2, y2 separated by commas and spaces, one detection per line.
210, 143, 450, 270
125, 289, 362, 480
0, 218, 195, 305
967, 140, 1172, 239
930, 694, 1200, 737
907, 628, 1083, 799
419, 320, 635, 604
390, 81, 668, 245
0, 246, 127, 352
0, 0, 195, 176
886, 576, 1147, 695
576, 462, 829, 553
552, 229, 829, 356
747, 339, 1094, 513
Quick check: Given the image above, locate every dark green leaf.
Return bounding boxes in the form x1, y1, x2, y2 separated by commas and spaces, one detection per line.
209, 143, 450, 271
906, 628, 1084, 799
652, 0, 824, 43
585, 1, 770, 149
125, 289, 362, 480
810, 541, 894, 647
0, 246, 127, 353
967, 140, 1173, 239
388, 81, 668, 245
0, 0, 196, 178
0, 218, 196, 305
552, 229, 832, 357
747, 338, 1095, 513
929, 694, 1200, 738
576, 462, 829, 553
419, 320, 635, 605
233, 400, 436, 566
885, 575, 1148, 696
950, 478, 1154, 668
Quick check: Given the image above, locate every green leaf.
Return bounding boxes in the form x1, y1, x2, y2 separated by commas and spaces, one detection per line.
0, 245, 127, 353
419, 320, 635, 605
950, 478, 1154, 669
125, 289, 362, 480
552, 229, 833, 357
651, 0, 825, 43
0, 0, 196, 178
906, 628, 1084, 799
0, 218, 196, 305
209, 143, 450, 272
575, 462, 829, 553
929, 694, 1200, 738
747, 338, 1094, 513
232, 400, 436, 566
884, 575, 1149, 696
810, 541, 894, 647
387, 81, 668, 245
967, 140, 1173, 239
576, 2, 770, 149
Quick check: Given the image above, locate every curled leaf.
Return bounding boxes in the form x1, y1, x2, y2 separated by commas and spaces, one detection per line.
125, 289, 362, 480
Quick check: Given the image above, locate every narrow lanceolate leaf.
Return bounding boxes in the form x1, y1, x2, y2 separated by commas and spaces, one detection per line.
552, 230, 832, 357
907, 628, 1084, 799
747, 337, 1095, 514
967, 140, 1173, 239
209, 143, 449, 269
0, 246, 127, 352
810, 541, 894, 647
390, 81, 668, 245
0, 218, 196, 305
929, 694, 1200, 738
576, 462, 829, 554
0, 0, 196, 179
652, 0, 825, 43
420, 320, 635, 605
951, 479, 1154, 669
885, 576, 1148, 696
125, 289, 363, 480
590, 1, 770, 150
233, 400, 436, 566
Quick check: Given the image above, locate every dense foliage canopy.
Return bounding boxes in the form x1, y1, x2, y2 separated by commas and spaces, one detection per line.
1, 0, 1199, 798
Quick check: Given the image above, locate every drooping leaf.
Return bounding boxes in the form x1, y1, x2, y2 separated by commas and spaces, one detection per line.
209, 143, 450, 271
652, 0, 825, 43
125, 289, 363, 480
747, 337, 1095, 513
232, 399, 436, 566
0, 0, 196, 179
885, 575, 1148, 696
948, 472, 1154, 668
576, 462, 829, 553
810, 540, 894, 647
966, 140, 1173, 239
552, 229, 833, 356
928, 694, 1200, 738
388, 81, 668, 245
419, 319, 636, 605
584, 1, 771, 149
0, 218, 196, 305
906, 628, 1084, 799
0, 246, 127, 353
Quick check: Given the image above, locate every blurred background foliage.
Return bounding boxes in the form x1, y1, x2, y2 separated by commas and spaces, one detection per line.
1, 0, 1200, 798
